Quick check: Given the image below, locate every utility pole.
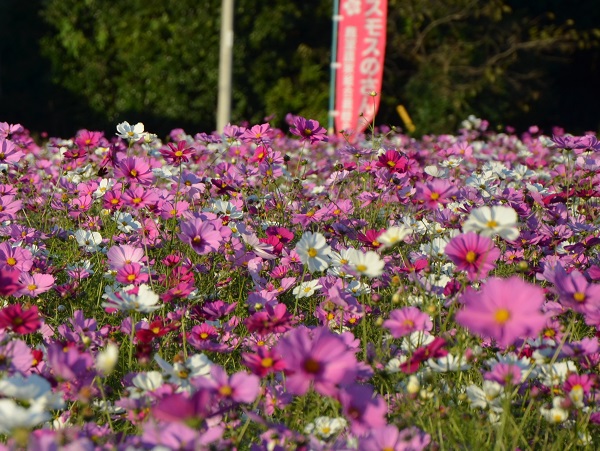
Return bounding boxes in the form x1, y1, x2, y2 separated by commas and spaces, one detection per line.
217, 0, 234, 134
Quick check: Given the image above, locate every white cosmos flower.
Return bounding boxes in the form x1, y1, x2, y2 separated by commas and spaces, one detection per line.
0, 373, 64, 410
304, 416, 347, 439
0, 399, 50, 434
74, 229, 103, 252
295, 231, 331, 273
93, 178, 116, 198
348, 250, 385, 278
345, 280, 371, 296
466, 381, 504, 412
113, 211, 142, 233
540, 397, 569, 423
292, 279, 323, 299
102, 284, 160, 313
132, 371, 164, 393
462, 205, 519, 240
96, 343, 119, 376
209, 199, 244, 220
427, 353, 471, 372
378, 225, 413, 249
154, 353, 213, 391
116, 121, 146, 141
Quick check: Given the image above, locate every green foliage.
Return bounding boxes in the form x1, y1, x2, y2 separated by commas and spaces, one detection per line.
383, 0, 600, 134
39, 0, 331, 134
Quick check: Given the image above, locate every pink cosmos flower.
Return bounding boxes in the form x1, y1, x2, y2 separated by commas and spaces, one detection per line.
239, 123, 272, 144
455, 276, 547, 348
290, 116, 328, 144
0, 242, 33, 272
0, 268, 21, 296
359, 425, 431, 451
114, 156, 154, 184
338, 384, 388, 436
0, 195, 23, 220
484, 362, 523, 386
178, 218, 222, 255
275, 326, 358, 397
115, 262, 149, 285
375, 150, 408, 172
444, 232, 501, 281
107, 244, 145, 270
242, 345, 286, 377
0, 138, 24, 164
17, 273, 55, 297
552, 264, 600, 314
193, 365, 260, 404
121, 185, 159, 210
160, 140, 195, 165
383, 307, 433, 338
0, 304, 41, 334
415, 179, 458, 209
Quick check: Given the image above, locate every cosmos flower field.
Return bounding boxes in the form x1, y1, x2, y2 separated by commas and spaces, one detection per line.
0, 115, 599, 449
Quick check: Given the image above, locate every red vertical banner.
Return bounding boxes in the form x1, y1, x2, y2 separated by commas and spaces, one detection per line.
335, 0, 388, 139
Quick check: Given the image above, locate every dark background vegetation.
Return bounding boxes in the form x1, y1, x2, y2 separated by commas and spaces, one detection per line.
1, 0, 599, 139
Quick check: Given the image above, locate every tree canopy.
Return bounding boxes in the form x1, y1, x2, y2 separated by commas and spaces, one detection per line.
0, 0, 598, 137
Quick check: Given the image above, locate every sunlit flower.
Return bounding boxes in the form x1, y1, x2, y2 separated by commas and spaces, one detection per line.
102, 284, 161, 313
116, 121, 146, 141
292, 279, 323, 299
462, 205, 519, 240
295, 231, 332, 273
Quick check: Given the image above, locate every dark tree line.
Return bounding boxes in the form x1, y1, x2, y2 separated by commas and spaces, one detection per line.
0, 0, 599, 138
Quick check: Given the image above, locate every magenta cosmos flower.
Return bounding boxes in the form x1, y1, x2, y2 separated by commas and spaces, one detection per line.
415, 179, 457, 209
383, 306, 432, 338
290, 116, 328, 144
275, 326, 358, 397
445, 232, 500, 281
0, 304, 41, 334
178, 218, 222, 255
455, 277, 547, 348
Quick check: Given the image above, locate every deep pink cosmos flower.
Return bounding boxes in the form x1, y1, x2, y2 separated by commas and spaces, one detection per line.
121, 185, 160, 210
275, 326, 358, 397
376, 150, 408, 172
160, 140, 195, 165
455, 276, 547, 348
178, 218, 222, 255
115, 262, 149, 285
383, 307, 433, 338
400, 337, 448, 374
445, 232, 501, 281
242, 345, 286, 377
244, 303, 294, 336
290, 116, 328, 144
0, 304, 41, 334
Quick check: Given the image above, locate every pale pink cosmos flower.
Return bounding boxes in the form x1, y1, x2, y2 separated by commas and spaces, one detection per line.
107, 244, 145, 270
17, 273, 55, 297
0, 242, 33, 272
455, 276, 547, 348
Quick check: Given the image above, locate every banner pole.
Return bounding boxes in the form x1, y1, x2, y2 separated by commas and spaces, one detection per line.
328, 0, 340, 135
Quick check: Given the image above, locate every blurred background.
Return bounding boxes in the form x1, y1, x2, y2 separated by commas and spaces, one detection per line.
1, 0, 599, 139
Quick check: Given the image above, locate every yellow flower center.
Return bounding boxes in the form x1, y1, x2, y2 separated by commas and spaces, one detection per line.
573, 292, 586, 302
465, 251, 477, 263
486, 220, 498, 228
27, 284, 37, 292
307, 248, 317, 258
261, 357, 273, 368
6, 257, 16, 266
494, 308, 511, 324
126, 274, 136, 281
430, 192, 440, 200
356, 264, 367, 272
219, 385, 232, 397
